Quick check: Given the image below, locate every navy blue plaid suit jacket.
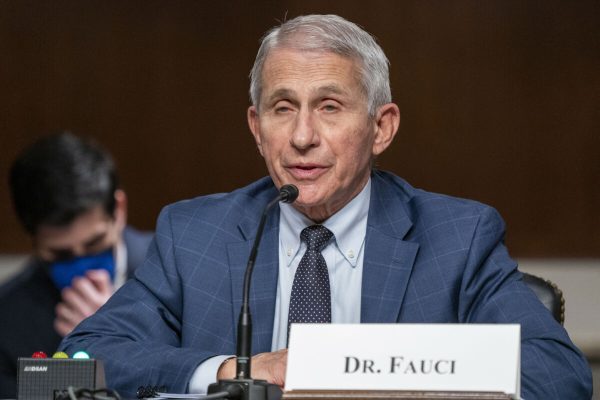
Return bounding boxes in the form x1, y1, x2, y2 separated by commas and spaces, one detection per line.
61, 171, 592, 399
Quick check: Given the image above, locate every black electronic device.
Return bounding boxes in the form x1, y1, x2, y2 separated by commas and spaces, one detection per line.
207, 184, 298, 400
17, 357, 105, 400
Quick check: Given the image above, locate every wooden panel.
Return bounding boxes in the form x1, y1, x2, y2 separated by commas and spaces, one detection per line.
283, 390, 511, 399
1, 1, 599, 256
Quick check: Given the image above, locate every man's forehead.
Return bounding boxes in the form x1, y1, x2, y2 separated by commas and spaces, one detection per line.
263, 47, 360, 73
260, 48, 364, 98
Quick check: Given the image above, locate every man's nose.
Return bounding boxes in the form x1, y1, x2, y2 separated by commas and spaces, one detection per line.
290, 109, 319, 150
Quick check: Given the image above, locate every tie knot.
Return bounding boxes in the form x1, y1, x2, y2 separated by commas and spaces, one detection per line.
301, 225, 333, 252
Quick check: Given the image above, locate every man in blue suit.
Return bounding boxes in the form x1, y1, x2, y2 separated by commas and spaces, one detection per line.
61, 15, 592, 399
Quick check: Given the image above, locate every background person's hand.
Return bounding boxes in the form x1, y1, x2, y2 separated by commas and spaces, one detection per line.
54, 269, 113, 336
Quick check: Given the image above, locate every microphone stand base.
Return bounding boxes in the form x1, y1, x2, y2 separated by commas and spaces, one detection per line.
208, 378, 282, 400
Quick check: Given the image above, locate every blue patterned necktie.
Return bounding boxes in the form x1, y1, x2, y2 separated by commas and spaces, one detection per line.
288, 225, 334, 336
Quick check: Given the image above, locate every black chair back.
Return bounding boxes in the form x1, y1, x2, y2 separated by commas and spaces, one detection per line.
522, 272, 565, 325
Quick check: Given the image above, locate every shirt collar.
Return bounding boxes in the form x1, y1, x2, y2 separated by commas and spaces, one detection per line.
279, 179, 371, 267
113, 238, 128, 288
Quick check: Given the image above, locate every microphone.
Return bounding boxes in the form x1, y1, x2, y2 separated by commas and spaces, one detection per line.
208, 184, 298, 400
278, 184, 299, 205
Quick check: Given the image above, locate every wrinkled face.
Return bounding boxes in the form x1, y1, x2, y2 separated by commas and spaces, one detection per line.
248, 48, 395, 222
33, 193, 127, 262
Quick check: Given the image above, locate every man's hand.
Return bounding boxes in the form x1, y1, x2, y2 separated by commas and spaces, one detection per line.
217, 349, 288, 387
54, 269, 113, 336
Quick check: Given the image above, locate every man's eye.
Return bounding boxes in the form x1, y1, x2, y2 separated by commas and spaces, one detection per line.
51, 250, 75, 262
275, 102, 296, 112
322, 104, 338, 112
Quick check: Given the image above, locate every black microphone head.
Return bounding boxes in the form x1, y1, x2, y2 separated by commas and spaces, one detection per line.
279, 184, 299, 203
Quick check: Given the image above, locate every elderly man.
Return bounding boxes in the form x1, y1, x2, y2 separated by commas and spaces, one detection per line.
61, 15, 592, 399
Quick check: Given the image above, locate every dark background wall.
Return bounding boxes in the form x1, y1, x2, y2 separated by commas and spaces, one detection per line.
1, 0, 598, 257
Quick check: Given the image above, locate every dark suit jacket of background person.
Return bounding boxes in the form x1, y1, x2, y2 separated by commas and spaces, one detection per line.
0, 226, 153, 398
61, 171, 593, 399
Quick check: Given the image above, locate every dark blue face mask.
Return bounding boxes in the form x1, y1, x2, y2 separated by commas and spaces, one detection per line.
49, 248, 115, 290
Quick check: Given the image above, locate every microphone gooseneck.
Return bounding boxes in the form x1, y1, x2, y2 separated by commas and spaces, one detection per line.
237, 184, 298, 380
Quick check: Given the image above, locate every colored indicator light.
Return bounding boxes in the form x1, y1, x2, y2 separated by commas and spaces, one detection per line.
52, 351, 69, 359
72, 351, 90, 359
31, 351, 47, 358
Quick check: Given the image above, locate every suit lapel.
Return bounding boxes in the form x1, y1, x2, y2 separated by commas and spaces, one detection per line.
227, 173, 419, 347
361, 173, 420, 323
228, 205, 280, 354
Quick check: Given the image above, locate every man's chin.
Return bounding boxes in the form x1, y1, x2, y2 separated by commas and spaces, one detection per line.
291, 196, 335, 222
293, 187, 323, 206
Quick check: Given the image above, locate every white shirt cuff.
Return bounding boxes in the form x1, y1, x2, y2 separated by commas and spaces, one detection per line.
188, 355, 234, 394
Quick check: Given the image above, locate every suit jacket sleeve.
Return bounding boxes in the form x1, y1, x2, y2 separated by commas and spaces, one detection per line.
456, 206, 592, 399
60, 205, 215, 398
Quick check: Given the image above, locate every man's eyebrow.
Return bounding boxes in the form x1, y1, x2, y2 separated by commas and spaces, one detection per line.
265, 88, 295, 104
265, 85, 347, 104
83, 231, 107, 248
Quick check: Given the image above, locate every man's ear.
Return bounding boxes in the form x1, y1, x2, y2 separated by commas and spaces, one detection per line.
247, 106, 264, 156
372, 103, 400, 156
113, 189, 128, 229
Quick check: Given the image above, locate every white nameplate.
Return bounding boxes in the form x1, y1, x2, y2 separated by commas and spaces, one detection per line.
286, 324, 520, 398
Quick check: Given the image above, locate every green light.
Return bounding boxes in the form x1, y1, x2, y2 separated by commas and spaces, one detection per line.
72, 351, 90, 359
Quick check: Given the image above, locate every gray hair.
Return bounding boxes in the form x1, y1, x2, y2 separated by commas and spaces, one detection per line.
249, 14, 391, 117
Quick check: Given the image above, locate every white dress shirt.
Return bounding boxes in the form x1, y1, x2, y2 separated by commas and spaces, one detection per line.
271, 179, 370, 349
113, 239, 128, 289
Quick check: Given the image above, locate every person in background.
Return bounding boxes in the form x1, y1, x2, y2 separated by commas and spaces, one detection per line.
61, 15, 592, 399
0, 132, 153, 397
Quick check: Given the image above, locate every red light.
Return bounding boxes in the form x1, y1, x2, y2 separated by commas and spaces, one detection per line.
31, 351, 47, 358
